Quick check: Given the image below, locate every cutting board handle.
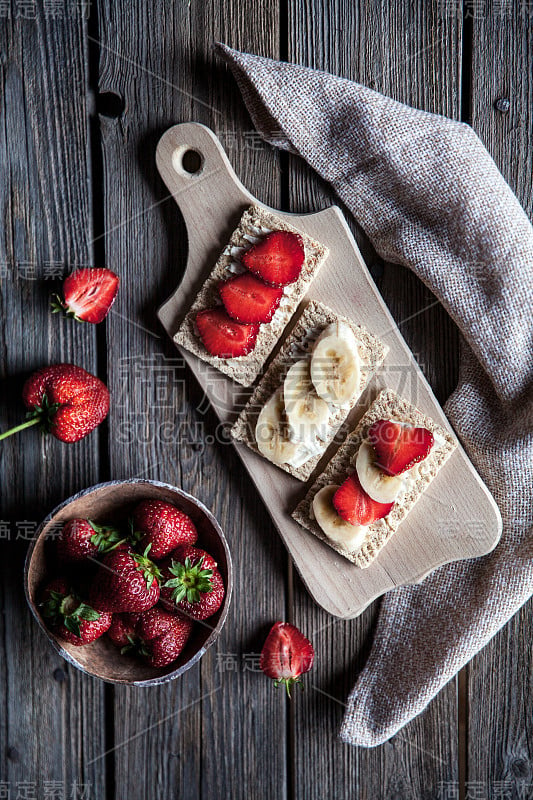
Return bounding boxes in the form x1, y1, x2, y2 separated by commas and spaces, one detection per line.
156, 122, 254, 234
156, 123, 260, 333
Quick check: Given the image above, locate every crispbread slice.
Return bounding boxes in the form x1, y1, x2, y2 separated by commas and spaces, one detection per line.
174, 205, 329, 387
230, 300, 389, 481
292, 389, 458, 566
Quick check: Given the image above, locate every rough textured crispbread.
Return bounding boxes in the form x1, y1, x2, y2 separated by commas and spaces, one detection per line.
173, 205, 329, 387
230, 300, 389, 481
292, 389, 458, 566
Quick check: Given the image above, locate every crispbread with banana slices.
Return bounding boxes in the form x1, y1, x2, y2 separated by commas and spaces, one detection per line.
292, 389, 458, 566
230, 300, 388, 481
174, 205, 329, 387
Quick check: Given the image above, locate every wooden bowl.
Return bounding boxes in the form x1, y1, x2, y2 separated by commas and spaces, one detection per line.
24, 479, 233, 686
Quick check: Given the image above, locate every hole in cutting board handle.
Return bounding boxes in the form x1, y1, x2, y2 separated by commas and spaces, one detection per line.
172, 147, 204, 177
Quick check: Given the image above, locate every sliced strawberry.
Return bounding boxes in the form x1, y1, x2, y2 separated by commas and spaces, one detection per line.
260, 622, 314, 697
368, 419, 434, 476
52, 268, 119, 324
196, 308, 259, 358
333, 472, 393, 525
241, 230, 305, 287
219, 273, 283, 323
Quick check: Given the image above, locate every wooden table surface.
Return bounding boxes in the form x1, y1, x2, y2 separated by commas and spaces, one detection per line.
1, 2, 531, 798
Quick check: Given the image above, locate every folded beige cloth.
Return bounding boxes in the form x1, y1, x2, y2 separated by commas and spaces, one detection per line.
216, 43, 533, 746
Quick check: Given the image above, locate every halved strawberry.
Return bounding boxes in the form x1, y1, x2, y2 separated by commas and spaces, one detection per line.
333, 472, 393, 525
52, 267, 119, 324
196, 308, 259, 358
368, 419, 434, 476
260, 622, 314, 697
219, 273, 283, 323
242, 230, 304, 287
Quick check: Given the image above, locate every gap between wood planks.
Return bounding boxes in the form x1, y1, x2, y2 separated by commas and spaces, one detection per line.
457, 5, 474, 798
87, 7, 115, 800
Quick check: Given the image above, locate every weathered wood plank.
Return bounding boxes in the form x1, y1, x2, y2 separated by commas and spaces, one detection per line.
288, 1, 462, 796
468, 4, 533, 797
96, 1, 287, 797
0, 2, 105, 797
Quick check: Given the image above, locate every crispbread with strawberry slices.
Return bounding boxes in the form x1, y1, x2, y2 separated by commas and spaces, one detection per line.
292, 389, 458, 567
230, 300, 388, 481
173, 205, 329, 387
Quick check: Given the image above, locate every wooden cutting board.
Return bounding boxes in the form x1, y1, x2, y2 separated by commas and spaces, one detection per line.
156, 122, 502, 619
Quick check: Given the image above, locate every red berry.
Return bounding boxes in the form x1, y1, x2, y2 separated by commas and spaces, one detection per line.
52, 267, 119, 324
160, 547, 225, 620
41, 577, 112, 646
89, 547, 162, 613
333, 472, 393, 526
56, 518, 124, 564
368, 419, 434, 476
196, 308, 259, 358
260, 622, 314, 697
107, 613, 140, 648
21, 364, 109, 443
134, 606, 194, 668
132, 500, 197, 560
146, 622, 193, 667
242, 230, 304, 287
219, 273, 283, 323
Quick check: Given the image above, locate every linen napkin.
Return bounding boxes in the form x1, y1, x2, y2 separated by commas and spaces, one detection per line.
215, 43, 533, 746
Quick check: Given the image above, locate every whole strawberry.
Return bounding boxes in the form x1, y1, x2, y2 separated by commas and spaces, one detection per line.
89, 546, 161, 613
160, 546, 225, 621
57, 518, 125, 564
51, 267, 119, 324
260, 622, 315, 697
131, 500, 197, 560
0, 364, 109, 444
134, 606, 194, 667
41, 577, 112, 646
107, 612, 140, 648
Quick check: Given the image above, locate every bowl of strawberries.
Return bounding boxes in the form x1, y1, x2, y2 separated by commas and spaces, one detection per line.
24, 479, 232, 685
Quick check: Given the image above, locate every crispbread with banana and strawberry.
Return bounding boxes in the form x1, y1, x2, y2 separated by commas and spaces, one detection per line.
230, 300, 388, 481
292, 389, 458, 567
174, 204, 329, 387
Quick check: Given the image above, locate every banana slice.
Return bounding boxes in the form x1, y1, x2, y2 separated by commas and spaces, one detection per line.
284, 359, 313, 403
310, 321, 361, 405
312, 485, 368, 552
356, 441, 403, 503
255, 389, 299, 466
284, 359, 330, 443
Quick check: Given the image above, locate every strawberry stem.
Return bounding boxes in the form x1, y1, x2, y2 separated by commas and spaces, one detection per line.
273, 676, 303, 699
0, 394, 61, 441
0, 416, 41, 441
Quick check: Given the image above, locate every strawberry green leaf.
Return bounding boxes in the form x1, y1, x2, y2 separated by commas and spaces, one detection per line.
76, 604, 101, 622
88, 520, 126, 553
50, 294, 67, 314
120, 633, 142, 656
132, 546, 162, 590
128, 518, 144, 545
273, 676, 304, 699
24, 393, 62, 434
164, 555, 214, 605
64, 615, 82, 639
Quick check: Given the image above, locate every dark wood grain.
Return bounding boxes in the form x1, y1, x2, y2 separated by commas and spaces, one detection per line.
467, 4, 533, 797
287, 2, 462, 797
0, 2, 106, 797
1, 0, 530, 796
96, 1, 287, 798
